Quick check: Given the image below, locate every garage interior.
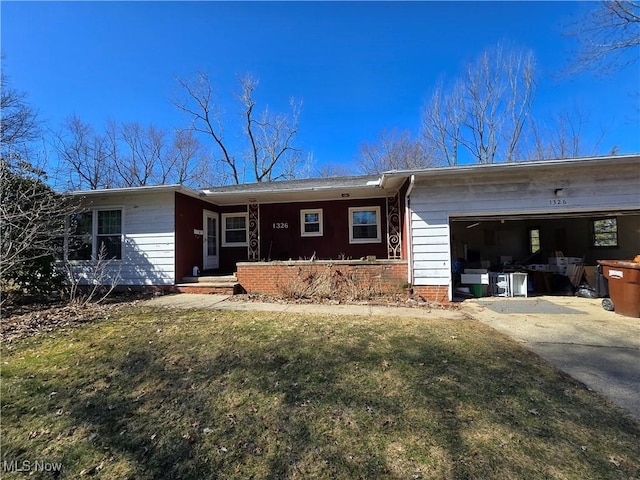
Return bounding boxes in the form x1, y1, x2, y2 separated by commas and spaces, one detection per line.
450, 211, 640, 298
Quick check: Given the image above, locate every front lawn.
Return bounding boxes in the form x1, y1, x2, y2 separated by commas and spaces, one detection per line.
1, 307, 638, 479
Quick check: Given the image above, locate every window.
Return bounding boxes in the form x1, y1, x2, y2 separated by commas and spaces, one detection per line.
300, 209, 323, 237
592, 218, 618, 247
349, 206, 381, 243
68, 211, 94, 260
222, 213, 248, 246
67, 209, 122, 260
97, 210, 123, 259
528, 227, 540, 254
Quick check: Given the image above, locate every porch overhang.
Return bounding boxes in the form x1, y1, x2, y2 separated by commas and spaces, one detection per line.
199, 175, 407, 205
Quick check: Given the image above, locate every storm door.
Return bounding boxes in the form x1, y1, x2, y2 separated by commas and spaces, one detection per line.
203, 211, 219, 270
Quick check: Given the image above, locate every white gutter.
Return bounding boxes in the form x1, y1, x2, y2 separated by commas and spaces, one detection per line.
200, 184, 373, 195
382, 154, 640, 179
404, 175, 416, 287
67, 184, 202, 198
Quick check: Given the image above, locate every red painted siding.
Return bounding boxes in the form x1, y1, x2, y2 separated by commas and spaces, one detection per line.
259, 198, 389, 261
175, 188, 409, 281
217, 207, 250, 272
174, 193, 249, 278
175, 193, 212, 280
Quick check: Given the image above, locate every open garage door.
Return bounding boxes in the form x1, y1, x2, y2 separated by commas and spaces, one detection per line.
449, 210, 640, 298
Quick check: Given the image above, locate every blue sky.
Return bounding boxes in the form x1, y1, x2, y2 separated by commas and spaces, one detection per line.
2, 1, 639, 173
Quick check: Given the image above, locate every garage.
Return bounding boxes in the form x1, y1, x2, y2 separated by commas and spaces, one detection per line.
401, 154, 640, 302
449, 210, 639, 297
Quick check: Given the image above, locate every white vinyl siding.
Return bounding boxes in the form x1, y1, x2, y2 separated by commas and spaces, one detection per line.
68, 191, 176, 286
409, 207, 451, 288
409, 161, 640, 299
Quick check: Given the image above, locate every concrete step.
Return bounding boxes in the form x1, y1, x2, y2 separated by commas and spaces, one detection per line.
174, 282, 243, 295
181, 275, 238, 284
177, 274, 241, 295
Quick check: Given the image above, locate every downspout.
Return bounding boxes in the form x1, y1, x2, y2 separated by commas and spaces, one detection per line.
404, 175, 416, 287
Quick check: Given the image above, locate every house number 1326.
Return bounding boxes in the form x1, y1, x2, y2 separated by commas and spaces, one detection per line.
549, 199, 568, 206
273, 222, 289, 229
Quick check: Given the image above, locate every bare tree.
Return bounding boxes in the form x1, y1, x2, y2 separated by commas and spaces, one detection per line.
115, 122, 163, 186
53, 115, 114, 190
174, 72, 305, 184
239, 75, 303, 182
163, 129, 209, 185
0, 73, 72, 300
565, 1, 640, 75
315, 161, 357, 178
65, 242, 122, 305
421, 79, 464, 166
174, 72, 240, 183
1, 74, 38, 152
526, 105, 606, 160
0, 161, 69, 295
55, 118, 211, 189
358, 128, 431, 174
421, 44, 536, 164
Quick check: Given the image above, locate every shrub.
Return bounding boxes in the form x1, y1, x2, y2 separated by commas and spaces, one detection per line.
279, 266, 381, 302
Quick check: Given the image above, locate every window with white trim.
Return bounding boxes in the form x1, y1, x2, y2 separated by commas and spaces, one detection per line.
300, 209, 323, 237
349, 206, 381, 243
67, 209, 123, 260
222, 213, 248, 246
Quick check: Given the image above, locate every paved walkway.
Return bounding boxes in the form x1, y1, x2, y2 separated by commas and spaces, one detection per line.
144, 293, 640, 422
144, 293, 466, 320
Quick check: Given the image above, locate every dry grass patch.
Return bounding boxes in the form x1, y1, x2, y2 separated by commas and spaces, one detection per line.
1, 306, 639, 479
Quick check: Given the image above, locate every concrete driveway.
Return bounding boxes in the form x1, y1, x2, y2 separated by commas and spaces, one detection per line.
460, 296, 640, 422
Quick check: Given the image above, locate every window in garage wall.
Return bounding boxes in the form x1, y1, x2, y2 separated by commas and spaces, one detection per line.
528, 227, 541, 254
592, 218, 618, 247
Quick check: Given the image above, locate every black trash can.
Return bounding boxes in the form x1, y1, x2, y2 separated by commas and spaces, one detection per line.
595, 264, 615, 311
595, 264, 609, 298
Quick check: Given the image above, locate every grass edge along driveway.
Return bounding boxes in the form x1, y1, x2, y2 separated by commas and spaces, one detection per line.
2, 306, 639, 479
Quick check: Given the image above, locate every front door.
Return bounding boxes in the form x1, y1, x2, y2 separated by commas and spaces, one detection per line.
203, 211, 219, 270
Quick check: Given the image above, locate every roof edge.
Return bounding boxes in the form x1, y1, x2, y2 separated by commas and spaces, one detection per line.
199, 174, 382, 195
67, 184, 202, 198
382, 154, 640, 179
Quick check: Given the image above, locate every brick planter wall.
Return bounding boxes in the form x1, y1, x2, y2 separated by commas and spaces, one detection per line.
236, 260, 408, 296
412, 285, 450, 304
